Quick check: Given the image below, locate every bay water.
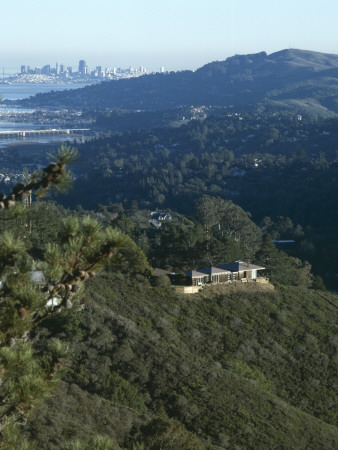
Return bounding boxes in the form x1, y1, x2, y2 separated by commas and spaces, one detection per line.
0, 82, 89, 102
0, 82, 91, 146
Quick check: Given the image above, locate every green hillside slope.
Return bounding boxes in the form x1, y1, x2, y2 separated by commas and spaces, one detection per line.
26, 274, 338, 449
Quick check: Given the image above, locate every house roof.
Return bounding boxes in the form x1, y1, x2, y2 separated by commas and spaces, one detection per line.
217, 261, 265, 272
185, 270, 208, 278
29, 271, 46, 283
198, 266, 231, 275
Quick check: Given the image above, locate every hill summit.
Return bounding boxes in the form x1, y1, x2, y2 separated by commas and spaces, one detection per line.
198, 48, 338, 75
13, 48, 338, 116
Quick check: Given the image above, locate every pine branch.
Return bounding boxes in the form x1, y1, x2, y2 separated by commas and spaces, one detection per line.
0, 145, 78, 211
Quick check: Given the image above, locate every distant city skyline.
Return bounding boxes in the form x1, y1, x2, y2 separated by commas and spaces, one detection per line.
11, 59, 149, 81
2, 0, 338, 73
18, 60, 148, 75
3, 60, 151, 77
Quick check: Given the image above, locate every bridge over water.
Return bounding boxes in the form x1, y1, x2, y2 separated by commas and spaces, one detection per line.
0, 128, 90, 138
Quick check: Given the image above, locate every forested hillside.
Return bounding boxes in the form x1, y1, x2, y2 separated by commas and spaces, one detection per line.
10, 49, 338, 116
0, 151, 337, 449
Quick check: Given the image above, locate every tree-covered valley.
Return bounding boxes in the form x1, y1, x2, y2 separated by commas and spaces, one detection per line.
44, 108, 338, 290
1, 49, 338, 449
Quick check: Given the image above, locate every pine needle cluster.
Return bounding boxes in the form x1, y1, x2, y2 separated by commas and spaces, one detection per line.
0, 147, 134, 446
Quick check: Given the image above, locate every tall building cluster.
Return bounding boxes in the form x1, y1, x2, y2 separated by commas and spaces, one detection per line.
19, 60, 149, 80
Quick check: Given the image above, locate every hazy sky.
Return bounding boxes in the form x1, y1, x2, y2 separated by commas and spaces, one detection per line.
2, 0, 338, 73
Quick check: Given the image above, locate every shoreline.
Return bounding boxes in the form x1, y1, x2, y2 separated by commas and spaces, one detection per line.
1, 140, 78, 153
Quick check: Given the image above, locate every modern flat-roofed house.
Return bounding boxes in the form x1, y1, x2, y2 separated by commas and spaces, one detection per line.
185, 270, 209, 286
179, 261, 266, 292
198, 266, 232, 283
216, 261, 265, 281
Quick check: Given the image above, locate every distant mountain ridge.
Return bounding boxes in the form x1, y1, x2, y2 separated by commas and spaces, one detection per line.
12, 49, 338, 115
198, 49, 338, 75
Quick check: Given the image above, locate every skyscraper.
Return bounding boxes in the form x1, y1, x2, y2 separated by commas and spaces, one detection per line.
42, 65, 51, 75
78, 60, 87, 76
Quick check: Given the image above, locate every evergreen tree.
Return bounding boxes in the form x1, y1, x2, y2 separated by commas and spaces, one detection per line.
0, 146, 147, 447
256, 234, 312, 286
